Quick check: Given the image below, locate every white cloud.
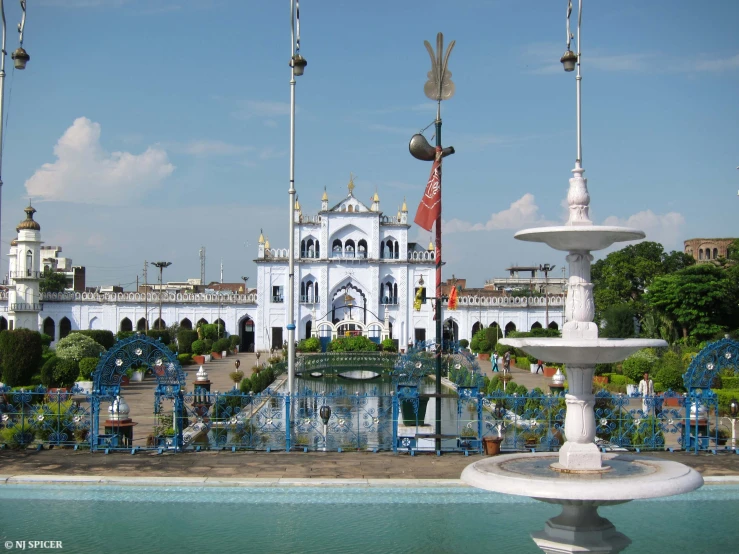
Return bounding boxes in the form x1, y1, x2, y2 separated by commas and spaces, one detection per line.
602, 210, 685, 250
181, 140, 253, 156
25, 117, 174, 205
232, 100, 292, 120
444, 193, 554, 233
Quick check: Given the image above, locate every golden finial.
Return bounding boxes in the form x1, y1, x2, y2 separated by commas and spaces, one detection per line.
401, 196, 408, 212
428, 239, 434, 252
264, 237, 270, 249
373, 188, 380, 202
322, 186, 328, 201
295, 198, 301, 211
258, 228, 265, 244
348, 173, 356, 195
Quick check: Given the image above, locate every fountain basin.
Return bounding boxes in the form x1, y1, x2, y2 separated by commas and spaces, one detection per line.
498, 338, 666, 364
514, 226, 644, 252
461, 452, 703, 502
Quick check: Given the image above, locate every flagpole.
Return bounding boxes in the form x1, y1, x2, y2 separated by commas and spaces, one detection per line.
434, 100, 443, 453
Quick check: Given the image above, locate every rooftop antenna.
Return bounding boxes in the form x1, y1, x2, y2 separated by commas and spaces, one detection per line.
199, 246, 206, 285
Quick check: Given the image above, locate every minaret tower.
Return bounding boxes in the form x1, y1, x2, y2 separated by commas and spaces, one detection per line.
8, 205, 42, 331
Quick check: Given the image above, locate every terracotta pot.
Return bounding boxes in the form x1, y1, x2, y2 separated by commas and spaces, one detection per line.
478, 353, 490, 361
663, 397, 681, 407
211, 352, 222, 360
543, 366, 558, 378
120, 376, 130, 386
193, 355, 205, 365
483, 437, 503, 456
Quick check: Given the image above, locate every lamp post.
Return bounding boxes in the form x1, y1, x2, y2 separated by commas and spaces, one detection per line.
241, 276, 249, 296
287, 0, 307, 401
0, 0, 29, 262
539, 263, 556, 327
151, 261, 171, 330
728, 398, 739, 450
319, 404, 331, 451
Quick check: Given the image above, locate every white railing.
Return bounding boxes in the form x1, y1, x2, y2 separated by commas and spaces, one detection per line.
407, 251, 436, 261
455, 295, 565, 307
38, 292, 258, 304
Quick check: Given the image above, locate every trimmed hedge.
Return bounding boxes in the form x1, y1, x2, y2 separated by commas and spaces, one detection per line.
146, 329, 171, 345
56, 334, 105, 361
297, 337, 321, 353
40, 355, 59, 388
609, 374, 634, 386
78, 357, 99, 380
191, 340, 207, 355
229, 335, 240, 350
177, 329, 199, 355
70, 330, 115, 350
721, 376, 739, 390
54, 359, 79, 388
213, 338, 230, 353
177, 353, 193, 365
0, 330, 43, 387
239, 367, 276, 394
713, 389, 739, 416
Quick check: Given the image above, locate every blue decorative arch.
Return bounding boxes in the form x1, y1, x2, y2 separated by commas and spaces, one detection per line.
683, 336, 739, 391
93, 333, 185, 397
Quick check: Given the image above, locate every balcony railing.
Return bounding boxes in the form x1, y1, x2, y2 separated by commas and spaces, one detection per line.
10, 303, 42, 311
300, 296, 319, 304
9, 270, 42, 280
272, 295, 284, 303
381, 296, 399, 305
300, 251, 321, 259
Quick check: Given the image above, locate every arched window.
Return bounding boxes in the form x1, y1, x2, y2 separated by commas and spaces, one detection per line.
315, 240, 320, 258
714, 248, 719, 259
197, 318, 208, 327
60, 317, 72, 339
43, 317, 55, 339
345, 239, 356, 258
26, 250, 33, 276
137, 318, 147, 331
504, 322, 516, 336
0, 317, 6, 332
120, 317, 133, 332
471, 321, 482, 337
348, 205, 354, 213
332, 239, 343, 257
358, 239, 368, 259
305, 320, 312, 339
180, 318, 192, 330
548, 321, 559, 330
152, 318, 166, 330
699, 249, 703, 260
706, 249, 711, 260
531, 321, 542, 330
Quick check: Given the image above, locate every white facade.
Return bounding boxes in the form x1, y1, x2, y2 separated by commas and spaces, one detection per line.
1, 198, 565, 350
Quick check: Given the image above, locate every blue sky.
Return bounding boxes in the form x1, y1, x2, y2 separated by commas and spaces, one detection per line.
2, 0, 737, 288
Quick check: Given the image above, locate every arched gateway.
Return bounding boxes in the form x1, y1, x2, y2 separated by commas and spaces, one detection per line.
91, 334, 186, 451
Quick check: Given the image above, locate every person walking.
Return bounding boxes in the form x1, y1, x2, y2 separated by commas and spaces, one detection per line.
492, 351, 499, 373
535, 359, 544, 374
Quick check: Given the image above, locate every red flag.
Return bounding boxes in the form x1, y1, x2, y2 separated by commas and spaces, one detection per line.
414, 147, 442, 231
448, 285, 458, 310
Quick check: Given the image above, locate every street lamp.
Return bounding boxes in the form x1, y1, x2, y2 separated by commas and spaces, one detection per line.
728, 398, 739, 450
286, 0, 307, 402
539, 263, 556, 327
151, 261, 171, 330
241, 276, 249, 295
0, 0, 29, 262
319, 404, 331, 451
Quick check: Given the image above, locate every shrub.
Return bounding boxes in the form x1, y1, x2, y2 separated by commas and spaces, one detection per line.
229, 370, 245, 384
39, 333, 53, 347
178, 353, 193, 365
327, 336, 378, 352
200, 323, 224, 342
239, 377, 253, 394
470, 329, 492, 354
78, 357, 99, 380
202, 339, 213, 353
600, 304, 636, 338
381, 338, 397, 352
458, 339, 469, 349
70, 330, 115, 350
0, 330, 43, 387
229, 335, 240, 350
146, 329, 171, 345
213, 338, 231, 353
55, 333, 105, 361
297, 336, 321, 352
177, 329, 199, 354
655, 351, 686, 392
714, 389, 739, 416
621, 349, 658, 383
609, 374, 633, 386
191, 340, 206, 355
722, 377, 739, 390
116, 331, 135, 341
54, 358, 79, 388
40, 355, 59, 388
167, 342, 178, 353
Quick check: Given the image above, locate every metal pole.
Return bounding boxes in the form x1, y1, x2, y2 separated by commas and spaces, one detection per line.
576, 0, 582, 164
287, 0, 297, 399
0, 2, 6, 257
158, 265, 163, 330
434, 102, 442, 453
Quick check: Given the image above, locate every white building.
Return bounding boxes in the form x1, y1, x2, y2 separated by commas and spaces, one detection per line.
2, 194, 564, 351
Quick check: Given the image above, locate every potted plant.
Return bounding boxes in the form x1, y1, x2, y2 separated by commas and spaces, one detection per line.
482, 435, 503, 455
74, 357, 98, 394
229, 369, 245, 389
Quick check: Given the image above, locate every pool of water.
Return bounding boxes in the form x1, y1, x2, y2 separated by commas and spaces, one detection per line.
0, 484, 737, 553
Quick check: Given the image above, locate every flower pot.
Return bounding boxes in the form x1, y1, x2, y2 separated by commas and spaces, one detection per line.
204, 354, 212, 363
120, 376, 130, 386
211, 352, 222, 360
543, 366, 558, 378
193, 355, 205, 365
478, 353, 490, 361
130, 370, 145, 383
483, 437, 503, 456
221, 351, 228, 358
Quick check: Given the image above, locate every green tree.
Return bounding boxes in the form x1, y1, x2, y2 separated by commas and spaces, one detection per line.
591, 241, 694, 322
600, 304, 636, 338
0, 330, 43, 386
646, 264, 739, 341
39, 270, 68, 293
55, 333, 105, 361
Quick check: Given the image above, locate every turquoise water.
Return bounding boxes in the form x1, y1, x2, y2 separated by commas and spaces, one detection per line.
0, 485, 737, 553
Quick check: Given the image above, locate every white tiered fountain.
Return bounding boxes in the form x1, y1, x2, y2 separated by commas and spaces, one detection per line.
461, 3, 702, 552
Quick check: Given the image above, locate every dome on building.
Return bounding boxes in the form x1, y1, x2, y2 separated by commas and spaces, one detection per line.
16, 205, 40, 232
10, 238, 17, 247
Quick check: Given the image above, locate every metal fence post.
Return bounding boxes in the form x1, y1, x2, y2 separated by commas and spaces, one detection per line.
477, 392, 483, 454
392, 391, 398, 454
285, 393, 291, 452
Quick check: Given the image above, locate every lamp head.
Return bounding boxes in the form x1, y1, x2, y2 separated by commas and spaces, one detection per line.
730, 398, 739, 417
290, 54, 307, 76
418, 275, 424, 286
319, 405, 331, 425
11, 47, 30, 70
408, 133, 455, 161
560, 50, 577, 72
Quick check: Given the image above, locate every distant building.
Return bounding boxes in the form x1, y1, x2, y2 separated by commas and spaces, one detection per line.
485, 265, 567, 295
39, 245, 85, 292
684, 238, 736, 263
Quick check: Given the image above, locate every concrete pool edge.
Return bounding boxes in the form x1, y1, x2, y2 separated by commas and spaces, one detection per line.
0, 474, 736, 487
0, 475, 469, 487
